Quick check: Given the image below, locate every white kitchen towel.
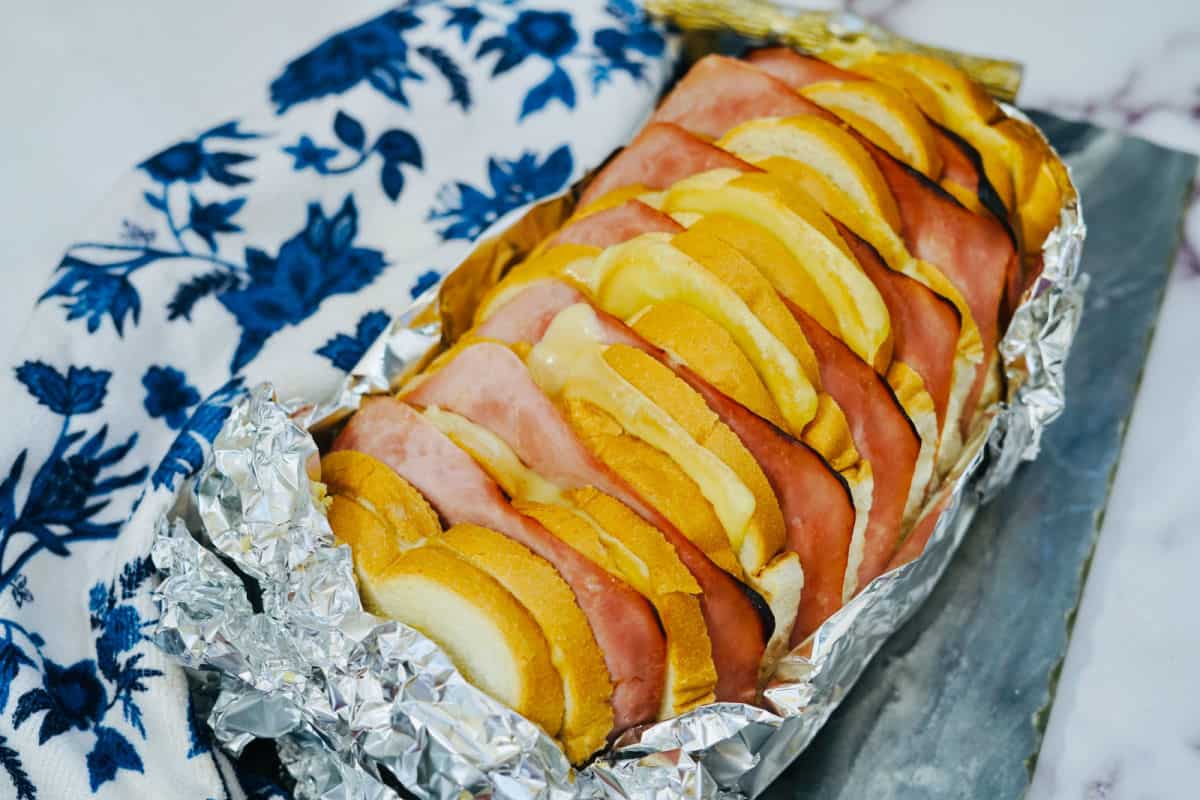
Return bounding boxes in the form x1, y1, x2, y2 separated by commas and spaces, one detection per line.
0, 3, 676, 797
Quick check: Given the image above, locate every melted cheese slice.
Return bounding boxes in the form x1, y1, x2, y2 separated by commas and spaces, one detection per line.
564, 233, 818, 433
528, 303, 757, 549
656, 170, 891, 367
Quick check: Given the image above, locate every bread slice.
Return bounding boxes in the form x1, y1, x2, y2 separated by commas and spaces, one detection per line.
628, 301, 787, 430
438, 524, 613, 763
658, 170, 891, 372
364, 545, 565, 736
799, 79, 943, 179
559, 395, 743, 577
321, 450, 441, 543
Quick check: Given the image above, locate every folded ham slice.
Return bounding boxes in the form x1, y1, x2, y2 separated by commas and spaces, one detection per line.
404, 341, 768, 704
789, 304, 920, 591
332, 397, 666, 731
551, 200, 682, 249
478, 285, 857, 642
836, 222, 959, 429
579, 122, 757, 209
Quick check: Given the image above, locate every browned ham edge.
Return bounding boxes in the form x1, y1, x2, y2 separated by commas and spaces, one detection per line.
671, 362, 856, 643
789, 303, 920, 590
580, 122, 757, 208
332, 396, 666, 730
551, 200, 683, 249
480, 285, 857, 648
835, 221, 960, 428
887, 493, 952, 571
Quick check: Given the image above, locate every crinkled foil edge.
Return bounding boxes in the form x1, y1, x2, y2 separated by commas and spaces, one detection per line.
150, 63, 1087, 800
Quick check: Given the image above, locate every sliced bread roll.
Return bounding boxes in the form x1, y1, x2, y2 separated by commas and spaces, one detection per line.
322, 451, 582, 749
437, 524, 613, 763
366, 545, 565, 736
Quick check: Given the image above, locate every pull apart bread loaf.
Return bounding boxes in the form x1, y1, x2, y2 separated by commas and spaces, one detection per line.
318, 47, 1070, 764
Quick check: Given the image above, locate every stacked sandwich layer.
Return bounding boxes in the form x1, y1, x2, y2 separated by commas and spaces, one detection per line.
315, 48, 1071, 764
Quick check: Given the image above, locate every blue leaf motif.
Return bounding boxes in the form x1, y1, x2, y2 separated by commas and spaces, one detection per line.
520, 65, 576, 120
15, 362, 109, 416
87, 726, 144, 791
0, 451, 25, 531
417, 45, 472, 111
0, 734, 35, 800
151, 380, 243, 491
477, 35, 527, 77
374, 129, 423, 168
0, 638, 34, 715
410, 268, 441, 299
316, 309, 391, 372
188, 195, 245, 252
444, 6, 484, 42
333, 110, 366, 151
219, 195, 386, 372
166, 269, 243, 322
140, 121, 261, 186
381, 162, 405, 202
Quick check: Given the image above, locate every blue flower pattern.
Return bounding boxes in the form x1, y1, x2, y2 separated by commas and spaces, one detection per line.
0, 3, 673, 797
429, 144, 573, 240
1, 556, 161, 794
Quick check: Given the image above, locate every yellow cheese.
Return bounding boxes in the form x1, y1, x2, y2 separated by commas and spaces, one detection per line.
528, 303, 757, 551
566, 233, 819, 433
660, 170, 891, 367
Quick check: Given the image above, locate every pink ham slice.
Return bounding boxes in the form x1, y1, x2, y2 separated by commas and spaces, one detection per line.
672, 363, 856, 642
474, 280, 588, 345
790, 303, 921, 592
650, 55, 838, 139
551, 200, 683, 249
579, 122, 757, 209
836, 221, 960, 429
403, 340, 768, 705
745, 47, 860, 86
480, 284, 858, 643
332, 396, 666, 731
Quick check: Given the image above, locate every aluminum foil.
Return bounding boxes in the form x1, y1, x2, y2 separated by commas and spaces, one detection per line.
151, 36, 1088, 800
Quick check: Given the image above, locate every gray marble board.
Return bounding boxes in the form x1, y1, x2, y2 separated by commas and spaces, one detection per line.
762, 114, 1198, 799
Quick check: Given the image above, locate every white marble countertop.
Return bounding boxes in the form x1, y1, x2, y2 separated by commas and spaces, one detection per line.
2, 2, 1198, 797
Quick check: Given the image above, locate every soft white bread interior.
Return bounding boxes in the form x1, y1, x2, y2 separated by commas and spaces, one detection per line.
437, 523, 614, 763
364, 543, 566, 736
